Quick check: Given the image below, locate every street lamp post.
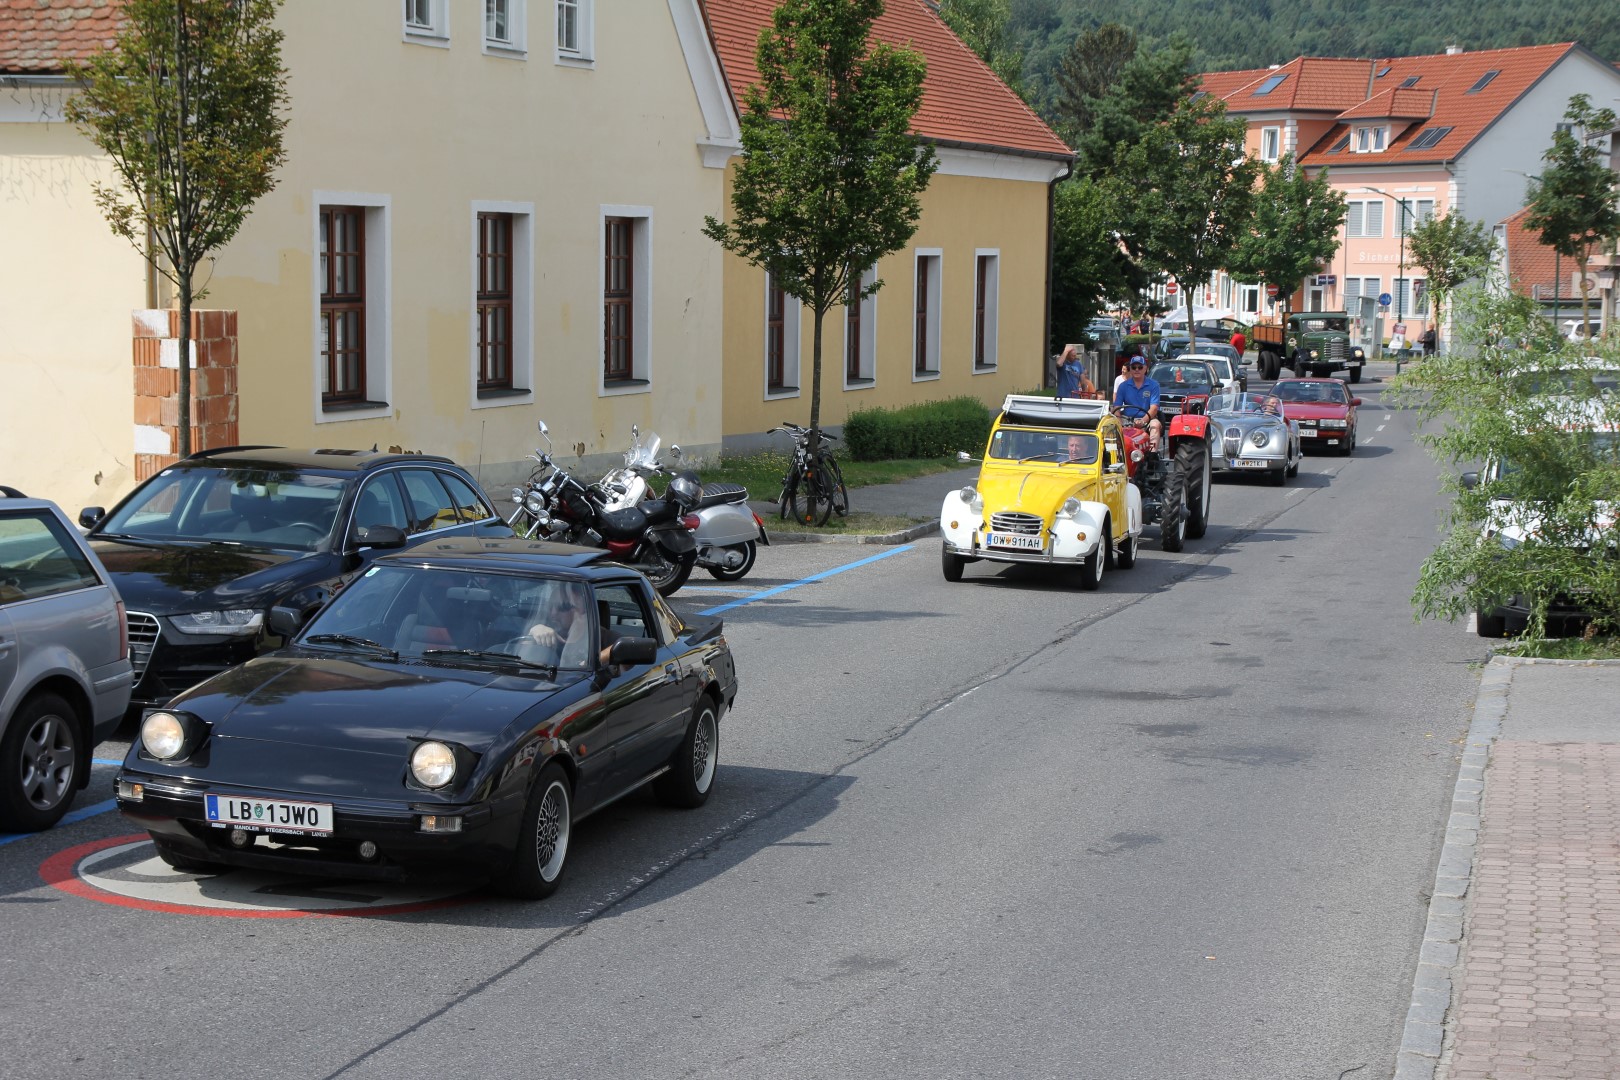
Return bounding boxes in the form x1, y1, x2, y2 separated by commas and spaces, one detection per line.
1363, 186, 1414, 342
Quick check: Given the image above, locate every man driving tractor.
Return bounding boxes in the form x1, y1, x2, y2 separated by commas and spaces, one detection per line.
1113, 355, 1162, 451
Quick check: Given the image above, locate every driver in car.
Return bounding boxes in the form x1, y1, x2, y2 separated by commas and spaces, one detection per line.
1113, 355, 1162, 451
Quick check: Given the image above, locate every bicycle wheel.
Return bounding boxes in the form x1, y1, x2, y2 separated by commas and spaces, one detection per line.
807, 462, 837, 526
825, 458, 850, 517
785, 473, 816, 525
778, 475, 797, 522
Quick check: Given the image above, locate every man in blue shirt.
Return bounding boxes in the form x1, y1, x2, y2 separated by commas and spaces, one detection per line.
1053, 344, 1095, 400
1113, 354, 1162, 451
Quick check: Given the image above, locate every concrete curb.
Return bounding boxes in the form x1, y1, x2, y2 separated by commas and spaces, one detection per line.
766, 520, 938, 546
1393, 656, 1516, 1080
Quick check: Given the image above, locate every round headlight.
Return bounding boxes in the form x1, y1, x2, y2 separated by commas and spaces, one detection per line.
1059, 498, 1082, 517
524, 492, 547, 514
410, 741, 457, 788
510, 487, 524, 503
141, 711, 187, 760
1310, 349, 1320, 358
1250, 429, 1268, 447
958, 485, 978, 504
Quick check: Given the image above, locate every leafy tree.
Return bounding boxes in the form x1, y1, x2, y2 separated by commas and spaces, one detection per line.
1407, 212, 1497, 329
1108, 93, 1259, 327
1226, 154, 1346, 318
1049, 178, 1150, 350
1524, 94, 1620, 342
1051, 23, 1137, 147
703, 0, 936, 446
938, 0, 1024, 94
65, 0, 289, 457
1397, 285, 1620, 638
1070, 37, 1194, 181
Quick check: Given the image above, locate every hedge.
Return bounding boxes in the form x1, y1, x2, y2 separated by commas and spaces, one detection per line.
842, 396, 994, 461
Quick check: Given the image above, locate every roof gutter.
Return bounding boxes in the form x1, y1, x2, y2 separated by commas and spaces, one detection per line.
925, 135, 1074, 164
0, 74, 74, 86
1044, 161, 1073, 371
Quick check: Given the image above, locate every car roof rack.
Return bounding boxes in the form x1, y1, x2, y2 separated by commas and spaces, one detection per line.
184, 444, 284, 459
0, 485, 27, 498
999, 395, 1110, 431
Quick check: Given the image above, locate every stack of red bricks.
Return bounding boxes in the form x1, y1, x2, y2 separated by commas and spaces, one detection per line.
132, 308, 239, 481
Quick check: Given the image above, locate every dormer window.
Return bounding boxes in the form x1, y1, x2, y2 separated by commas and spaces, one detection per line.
1252, 73, 1288, 96
1466, 70, 1500, 94
1354, 126, 1388, 153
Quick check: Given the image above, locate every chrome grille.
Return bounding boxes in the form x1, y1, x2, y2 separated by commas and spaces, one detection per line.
1327, 340, 1347, 360
127, 611, 160, 678
989, 511, 1043, 535
1223, 430, 1242, 457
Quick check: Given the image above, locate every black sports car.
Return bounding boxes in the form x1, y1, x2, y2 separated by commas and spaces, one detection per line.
115, 540, 738, 899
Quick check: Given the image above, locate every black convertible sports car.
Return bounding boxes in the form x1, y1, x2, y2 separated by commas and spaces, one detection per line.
115, 539, 738, 899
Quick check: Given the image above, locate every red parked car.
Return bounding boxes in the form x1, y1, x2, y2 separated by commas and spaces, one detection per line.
1269, 379, 1361, 454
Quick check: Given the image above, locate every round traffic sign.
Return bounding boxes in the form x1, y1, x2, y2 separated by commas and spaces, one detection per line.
1265, 284, 1280, 298
1378, 292, 1393, 306
1166, 281, 1178, 295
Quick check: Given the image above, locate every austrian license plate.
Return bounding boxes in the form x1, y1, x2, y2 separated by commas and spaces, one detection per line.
205, 793, 334, 835
1233, 459, 1270, 469
1298, 428, 1318, 438
984, 531, 1044, 551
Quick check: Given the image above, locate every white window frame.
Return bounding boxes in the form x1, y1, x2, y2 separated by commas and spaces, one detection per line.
973, 249, 1000, 372
483, 0, 527, 57
403, 0, 449, 47
1238, 283, 1261, 314
843, 267, 877, 390
1393, 277, 1430, 318
1346, 200, 1385, 239
1259, 126, 1281, 163
1354, 125, 1388, 153
555, 0, 594, 67
1397, 198, 1436, 236
763, 272, 802, 401
912, 249, 942, 381
469, 201, 534, 410
313, 192, 392, 425
1343, 276, 1381, 313
599, 204, 652, 398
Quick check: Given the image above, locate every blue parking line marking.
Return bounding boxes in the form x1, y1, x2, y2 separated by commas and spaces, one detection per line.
0, 799, 118, 847
699, 545, 913, 615
93, 758, 122, 766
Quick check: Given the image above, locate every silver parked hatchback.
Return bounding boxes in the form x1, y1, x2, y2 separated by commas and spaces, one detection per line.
0, 488, 133, 831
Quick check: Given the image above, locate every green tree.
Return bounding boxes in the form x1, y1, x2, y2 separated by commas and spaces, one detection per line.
1109, 93, 1259, 327
1406, 211, 1497, 328
937, 0, 1024, 94
1226, 154, 1346, 319
1397, 285, 1620, 638
1051, 23, 1137, 147
1524, 94, 1620, 342
704, 0, 936, 445
1049, 178, 1150, 350
1070, 37, 1194, 181
64, 0, 289, 458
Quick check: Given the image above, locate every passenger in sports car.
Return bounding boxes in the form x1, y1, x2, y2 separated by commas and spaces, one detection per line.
1113, 355, 1162, 451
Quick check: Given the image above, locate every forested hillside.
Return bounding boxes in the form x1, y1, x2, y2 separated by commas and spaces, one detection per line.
1006, 0, 1618, 116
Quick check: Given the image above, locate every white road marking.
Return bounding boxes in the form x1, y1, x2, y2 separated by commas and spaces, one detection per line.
1377, 424, 1387, 432
1284, 488, 1303, 498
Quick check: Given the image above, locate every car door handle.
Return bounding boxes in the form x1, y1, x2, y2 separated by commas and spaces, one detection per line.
663, 663, 680, 684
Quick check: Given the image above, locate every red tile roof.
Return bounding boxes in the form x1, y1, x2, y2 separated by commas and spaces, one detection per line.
1502, 205, 1563, 298
0, 1, 126, 74
1339, 86, 1436, 121
702, 0, 1070, 159
1197, 67, 1273, 100
1219, 57, 1381, 113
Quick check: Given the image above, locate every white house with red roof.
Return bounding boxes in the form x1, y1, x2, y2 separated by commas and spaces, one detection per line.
1203, 43, 1620, 350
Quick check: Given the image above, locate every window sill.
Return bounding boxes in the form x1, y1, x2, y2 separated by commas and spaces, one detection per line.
322, 398, 390, 413
483, 42, 528, 60
912, 369, 941, 382
555, 53, 595, 69
404, 31, 450, 49
477, 386, 530, 400
972, 364, 998, 374
766, 384, 800, 395
844, 377, 875, 389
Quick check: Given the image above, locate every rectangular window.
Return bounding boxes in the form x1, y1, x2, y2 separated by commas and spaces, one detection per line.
1260, 127, 1281, 162
1397, 198, 1436, 236
1354, 126, 1387, 153
1346, 200, 1385, 238
604, 216, 633, 382
1466, 70, 1500, 94
844, 266, 876, 386
763, 273, 800, 396
913, 252, 941, 377
556, 0, 592, 61
1406, 126, 1452, 150
320, 206, 367, 405
1394, 277, 1430, 317
1238, 284, 1260, 314
1343, 276, 1380, 312
973, 252, 999, 370
404, 0, 448, 43
483, 0, 526, 53
1251, 73, 1287, 96
477, 212, 513, 391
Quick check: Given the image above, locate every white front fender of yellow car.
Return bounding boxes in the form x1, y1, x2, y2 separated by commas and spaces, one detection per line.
1050, 500, 1109, 560
940, 490, 980, 550
1126, 484, 1144, 537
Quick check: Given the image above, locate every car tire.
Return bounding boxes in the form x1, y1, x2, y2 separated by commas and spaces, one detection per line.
706, 541, 757, 581
1476, 607, 1508, 639
654, 700, 719, 809
1286, 447, 1300, 477
0, 692, 82, 833
1342, 427, 1357, 456
490, 762, 573, 900
1116, 530, 1138, 569
1077, 538, 1105, 590
152, 836, 229, 875
1178, 443, 1211, 539
941, 543, 965, 582
1269, 462, 1287, 486
1349, 366, 1362, 384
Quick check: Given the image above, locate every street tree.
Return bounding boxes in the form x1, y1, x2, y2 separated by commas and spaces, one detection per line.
1524, 94, 1620, 342
1225, 153, 1346, 320
1069, 36, 1194, 181
65, 0, 289, 458
1397, 285, 1620, 638
1109, 93, 1260, 328
1051, 23, 1137, 148
1406, 211, 1497, 328
937, 0, 1024, 94
703, 0, 936, 445
1049, 178, 1151, 351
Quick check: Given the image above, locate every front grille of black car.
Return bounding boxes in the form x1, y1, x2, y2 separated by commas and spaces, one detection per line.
127, 611, 160, 678
989, 511, 1043, 535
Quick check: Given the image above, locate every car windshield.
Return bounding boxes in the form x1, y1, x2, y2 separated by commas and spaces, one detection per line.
1201, 357, 1235, 380
1148, 363, 1215, 390
1514, 369, 1620, 395
1298, 317, 1348, 333
987, 427, 1099, 465
99, 466, 346, 551
303, 565, 597, 670
1274, 381, 1348, 405
1208, 392, 1279, 415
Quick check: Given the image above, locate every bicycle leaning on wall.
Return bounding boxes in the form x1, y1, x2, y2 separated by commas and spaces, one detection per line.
768, 422, 850, 527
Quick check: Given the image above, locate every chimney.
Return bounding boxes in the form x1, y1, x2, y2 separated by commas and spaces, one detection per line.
1445, 44, 1463, 55
1268, 64, 1281, 70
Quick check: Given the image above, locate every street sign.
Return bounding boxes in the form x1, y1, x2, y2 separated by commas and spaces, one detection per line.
1377, 292, 1393, 306
1315, 274, 1337, 286
1166, 281, 1178, 295
1265, 284, 1280, 298
1392, 323, 1407, 336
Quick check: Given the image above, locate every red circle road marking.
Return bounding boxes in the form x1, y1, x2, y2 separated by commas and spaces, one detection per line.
41, 835, 475, 919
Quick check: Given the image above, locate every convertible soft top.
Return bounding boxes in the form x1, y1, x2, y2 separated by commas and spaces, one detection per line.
999, 395, 1109, 431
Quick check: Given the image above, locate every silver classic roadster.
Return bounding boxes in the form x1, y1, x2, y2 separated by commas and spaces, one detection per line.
1205, 391, 1302, 486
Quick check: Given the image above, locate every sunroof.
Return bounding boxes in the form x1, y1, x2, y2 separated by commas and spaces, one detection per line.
1252, 73, 1288, 96
1466, 70, 1500, 93
1327, 133, 1351, 153
1407, 126, 1453, 150
1400, 75, 1420, 88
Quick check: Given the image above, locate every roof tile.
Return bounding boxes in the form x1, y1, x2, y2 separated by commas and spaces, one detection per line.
0, 0, 127, 73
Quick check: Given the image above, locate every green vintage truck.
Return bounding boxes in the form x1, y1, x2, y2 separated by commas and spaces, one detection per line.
1250, 312, 1366, 383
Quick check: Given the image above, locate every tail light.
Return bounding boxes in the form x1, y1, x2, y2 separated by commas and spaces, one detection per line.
116, 598, 129, 661
681, 514, 701, 531
752, 512, 764, 528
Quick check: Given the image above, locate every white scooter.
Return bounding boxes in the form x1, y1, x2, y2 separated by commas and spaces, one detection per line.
597, 428, 769, 581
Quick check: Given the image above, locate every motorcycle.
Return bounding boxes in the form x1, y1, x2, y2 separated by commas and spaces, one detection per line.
596, 427, 770, 582
508, 422, 702, 596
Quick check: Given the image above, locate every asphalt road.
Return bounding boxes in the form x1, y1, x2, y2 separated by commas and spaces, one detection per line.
0, 363, 1485, 1080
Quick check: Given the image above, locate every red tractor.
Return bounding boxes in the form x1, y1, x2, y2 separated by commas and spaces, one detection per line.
1114, 400, 1213, 552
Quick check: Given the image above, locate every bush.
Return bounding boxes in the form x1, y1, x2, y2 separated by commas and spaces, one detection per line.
842, 396, 993, 460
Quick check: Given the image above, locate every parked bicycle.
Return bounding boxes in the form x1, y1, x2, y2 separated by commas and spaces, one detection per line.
768, 422, 849, 526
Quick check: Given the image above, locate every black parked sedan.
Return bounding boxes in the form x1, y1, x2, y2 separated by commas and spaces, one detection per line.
115, 540, 737, 898
81, 447, 511, 712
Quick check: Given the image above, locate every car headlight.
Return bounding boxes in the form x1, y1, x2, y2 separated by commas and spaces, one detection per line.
1321, 419, 1348, 429
958, 485, 982, 511
1058, 498, 1082, 518
1352, 348, 1365, 358
1250, 430, 1268, 447
140, 711, 188, 760
1310, 349, 1320, 359
410, 741, 457, 788
170, 610, 263, 637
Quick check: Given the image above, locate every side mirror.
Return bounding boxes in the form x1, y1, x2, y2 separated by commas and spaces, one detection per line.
631, 424, 639, 441
353, 524, 408, 550
268, 605, 310, 638
956, 450, 978, 463
1350, 398, 1363, 407
1460, 472, 1480, 491
608, 636, 658, 666
669, 445, 683, 461
79, 507, 105, 529
537, 421, 549, 437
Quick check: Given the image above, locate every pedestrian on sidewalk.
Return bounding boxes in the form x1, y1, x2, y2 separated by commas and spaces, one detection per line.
1054, 344, 1096, 400
1419, 326, 1437, 357
1230, 327, 1246, 357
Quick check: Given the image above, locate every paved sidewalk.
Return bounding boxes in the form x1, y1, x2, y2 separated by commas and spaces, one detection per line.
1406, 658, 1620, 1080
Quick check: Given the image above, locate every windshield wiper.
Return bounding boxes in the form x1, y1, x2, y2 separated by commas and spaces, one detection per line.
304, 633, 398, 659
1017, 451, 1067, 463
420, 648, 556, 674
